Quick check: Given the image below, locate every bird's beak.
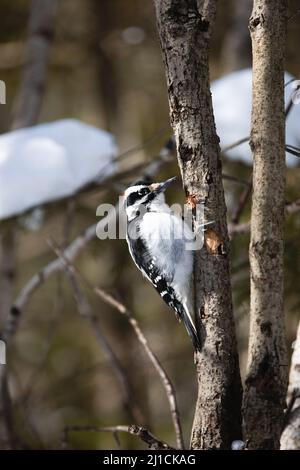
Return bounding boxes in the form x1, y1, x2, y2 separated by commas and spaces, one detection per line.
150, 176, 177, 194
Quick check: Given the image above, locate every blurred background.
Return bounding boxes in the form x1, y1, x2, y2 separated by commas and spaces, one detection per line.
0, 0, 299, 450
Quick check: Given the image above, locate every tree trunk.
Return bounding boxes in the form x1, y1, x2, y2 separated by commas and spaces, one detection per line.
11, 0, 57, 129
221, 0, 252, 72
281, 321, 300, 450
153, 0, 242, 449
0, 0, 57, 449
243, 0, 288, 450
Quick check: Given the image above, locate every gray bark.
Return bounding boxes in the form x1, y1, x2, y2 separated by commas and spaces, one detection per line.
153, 0, 242, 449
243, 0, 288, 449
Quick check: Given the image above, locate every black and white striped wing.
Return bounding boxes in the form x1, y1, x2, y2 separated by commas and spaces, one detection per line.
127, 235, 201, 350
127, 236, 177, 310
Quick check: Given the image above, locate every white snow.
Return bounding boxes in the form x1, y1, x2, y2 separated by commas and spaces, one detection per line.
0, 119, 118, 220
211, 68, 300, 167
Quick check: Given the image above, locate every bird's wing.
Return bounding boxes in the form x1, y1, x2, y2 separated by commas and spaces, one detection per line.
127, 234, 185, 319
126, 223, 201, 350
127, 234, 171, 287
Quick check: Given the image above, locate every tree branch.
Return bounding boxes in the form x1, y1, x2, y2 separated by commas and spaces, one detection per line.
231, 175, 253, 224
47, 240, 184, 449
63, 424, 173, 450
3, 220, 101, 341
52, 243, 145, 424
6, 141, 173, 337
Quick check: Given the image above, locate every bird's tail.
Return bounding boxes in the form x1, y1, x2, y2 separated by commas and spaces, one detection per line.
182, 310, 202, 351
179, 303, 202, 351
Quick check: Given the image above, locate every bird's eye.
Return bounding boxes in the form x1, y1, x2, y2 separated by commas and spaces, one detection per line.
127, 188, 149, 207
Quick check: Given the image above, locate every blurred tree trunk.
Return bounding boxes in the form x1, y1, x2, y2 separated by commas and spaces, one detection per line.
0, 228, 16, 333
0, 0, 57, 449
221, 0, 252, 72
90, 0, 119, 132
243, 0, 288, 450
11, 0, 57, 129
0, 0, 57, 334
153, 0, 242, 449
281, 321, 300, 449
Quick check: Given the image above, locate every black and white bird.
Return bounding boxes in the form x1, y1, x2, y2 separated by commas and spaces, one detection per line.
124, 177, 201, 351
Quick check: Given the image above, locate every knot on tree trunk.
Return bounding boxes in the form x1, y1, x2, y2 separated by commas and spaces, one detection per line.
165, 0, 209, 35
249, 13, 265, 31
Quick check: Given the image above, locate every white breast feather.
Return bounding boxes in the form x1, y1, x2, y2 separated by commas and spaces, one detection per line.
140, 211, 194, 304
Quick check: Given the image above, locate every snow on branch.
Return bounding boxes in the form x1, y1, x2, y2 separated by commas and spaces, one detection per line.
0, 119, 117, 220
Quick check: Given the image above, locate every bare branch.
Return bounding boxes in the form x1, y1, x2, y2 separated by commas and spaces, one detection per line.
228, 221, 251, 238
89, 287, 184, 449
222, 136, 250, 153
63, 424, 173, 450
222, 173, 252, 188
4, 221, 100, 341
8, 143, 175, 334
48, 239, 144, 424
47, 241, 184, 450
231, 175, 253, 224
229, 198, 300, 238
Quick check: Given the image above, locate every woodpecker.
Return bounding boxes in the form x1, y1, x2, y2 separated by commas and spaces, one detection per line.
124, 177, 201, 351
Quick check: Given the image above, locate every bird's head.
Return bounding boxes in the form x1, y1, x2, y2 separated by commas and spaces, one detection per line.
123, 176, 176, 219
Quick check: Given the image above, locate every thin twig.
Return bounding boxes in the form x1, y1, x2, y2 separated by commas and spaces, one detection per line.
231, 174, 253, 224
63, 424, 173, 450
53, 244, 145, 423
285, 145, 300, 158
222, 173, 251, 188
229, 198, 300, 237
221, 77, 298, 154
109, 125, 171, 164
79, 156, 169, 198
92, 288, 185, 450
228, 221, 251, 237
8, 146, 175, 328
11, 192, 300, 329
222, 136, 249, 153
48, 240, 184, 450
